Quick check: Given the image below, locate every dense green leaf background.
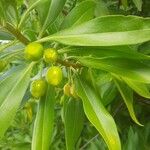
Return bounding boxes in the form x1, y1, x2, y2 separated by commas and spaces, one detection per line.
0, 0, 150, 150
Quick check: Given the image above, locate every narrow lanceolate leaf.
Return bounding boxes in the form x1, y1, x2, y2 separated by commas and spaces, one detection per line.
132, 0, 143, 11
37, 0, 67, 37
0, 65, 28, 106
75, 56, 150, 83
38, 15, 150, 46
61, 0, 95, 29
66, 46, 150, 84
63, 98, 84, 150
0, 63, 33, 138
61, 46, 150, 60
121, 0, 128, 9
114, 77, 143, 126
0, 0, 18, 26
75, 74, 121, 150
32, 85, 55, 150
18, 0, 41, 29
0, 30, 14, 40
123, 78, 150, 99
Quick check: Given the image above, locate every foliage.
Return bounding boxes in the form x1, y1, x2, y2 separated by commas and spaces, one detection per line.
0, 0, 150, 150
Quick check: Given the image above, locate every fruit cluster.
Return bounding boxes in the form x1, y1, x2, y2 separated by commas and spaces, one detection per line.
24, 42, 63, 99
25, 42, 77, 100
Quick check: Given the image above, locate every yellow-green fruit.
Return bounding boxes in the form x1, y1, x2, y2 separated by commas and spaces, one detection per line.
63, 83, 71, 96
24, 42, 44, 61
30, 79, 47, 99
70, 85, 78, 98
43, 48, 58, 63
46, 66, 62, 86
24, 102, 33, 122
0, 60, 7, 72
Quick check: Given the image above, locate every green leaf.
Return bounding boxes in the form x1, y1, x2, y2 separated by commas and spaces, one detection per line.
0, 65, 27, 106
63, 98, 84, 150
62, 46, 150, 83
88, 69, 117, 106
114, 77, 142, 126
95, 0, 109, 16
61, 46, 150, 60
121, 0, 128, 9
37, 0, 67, 37
123, 78, 150, 99
0, 63, 33, 138
139, 41, 150, 55
132, 0, 143, 11
75, 56, 150, 83
38, 15, 150, 46
123, 127, 139, 150
0, 0, 19, 26
75, 74, 121, 150
61, 0, 95, 29
0, 31, 14, 40
32, 85, 55, 150
18, 0, 41, 29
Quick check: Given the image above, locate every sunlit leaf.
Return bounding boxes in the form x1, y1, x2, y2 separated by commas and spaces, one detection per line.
38, 15, 150, 46
0, 65, 27, 106
36, 0, 67, 37
32, 85, 55, 150
75, 74, 121, 150
75, 56, 150, 83
61, 0, 95, 29
123, 78, 150, 99
0, 63, 33, 138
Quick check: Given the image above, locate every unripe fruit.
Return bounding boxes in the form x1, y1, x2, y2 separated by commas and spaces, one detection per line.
24, 102, 33, 122
43, 48, 58, 63
0, 60, 7, 72
63, 83, 71, 96
70, 84, 78, 98
24, 42, 44, 61
46, 66, 62, 86
30, 79, 47, 99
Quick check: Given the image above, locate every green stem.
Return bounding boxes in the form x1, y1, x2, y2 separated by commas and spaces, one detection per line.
57, 59, 82, 69
39, 61, 44, 78
4, 23, 30, 45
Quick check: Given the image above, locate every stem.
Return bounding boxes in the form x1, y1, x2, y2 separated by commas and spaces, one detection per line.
56, 59, 82, 69
4, 23, 30, 45
2, 23, 82, 69
39, 61, 44, 78
79, 134, 99, 150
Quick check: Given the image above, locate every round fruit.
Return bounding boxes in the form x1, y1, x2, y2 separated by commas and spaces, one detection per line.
30, 79, 47, 99
24, 42, 44, 61
43, 48, 58, 63
63, 83, 71, 96
46, 66, 62, 86
70, 84, 78, 98
0, 60, 7, 72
